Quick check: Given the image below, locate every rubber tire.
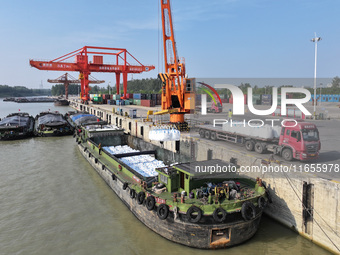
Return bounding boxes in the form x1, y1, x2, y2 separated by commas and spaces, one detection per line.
241, 201, 256, 221
94, 158, 98, 164
186, 206, 202, 223
146, 196, 156, 211
157, 204, 169, 220
205, 131, 211, 139
245, 140, 255, 151
130, 189, 136, 199
254, 142, 264, 154
213, 207, 227, 223
258, 196, 267, 209
210, 132, 217, 141
123, 182, 128, 190
282, 148, 293, 161
137, 191, 145, 205
111, 174, 116, 181
101, 164, 105, 170
199, 129, 205, 138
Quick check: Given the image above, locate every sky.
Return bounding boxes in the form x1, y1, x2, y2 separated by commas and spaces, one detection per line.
0, 0, 339, 89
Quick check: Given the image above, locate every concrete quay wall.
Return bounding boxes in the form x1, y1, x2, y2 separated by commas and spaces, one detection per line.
71, 100, 340, 254
189, 138, 340, 254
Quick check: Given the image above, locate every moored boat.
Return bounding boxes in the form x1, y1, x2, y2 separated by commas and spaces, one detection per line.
67, 112, 107, 130
34, 111, 73, 136
54, 98, 70, 106
75, 124, 270, 249
0, 112, 35, 140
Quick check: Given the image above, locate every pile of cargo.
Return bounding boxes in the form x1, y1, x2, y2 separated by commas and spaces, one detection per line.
149, 126, 181, 141
222, 122, 281, 139
89, 93, 161, 107
103, 145, 165, 177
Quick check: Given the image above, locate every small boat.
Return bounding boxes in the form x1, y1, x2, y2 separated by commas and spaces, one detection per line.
0, 112, 34, 140
54, 98, 70, 106
67, 112, 106, 129
3, 97, 15, 102
34, 111, 73, 136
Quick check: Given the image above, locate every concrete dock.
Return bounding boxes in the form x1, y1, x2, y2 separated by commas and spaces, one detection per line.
70, 99, 340, 254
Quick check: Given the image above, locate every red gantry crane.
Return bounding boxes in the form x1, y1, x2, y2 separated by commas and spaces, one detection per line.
30, 46, 155, 102
157, 0, 195, 127
48, 73, 105, 99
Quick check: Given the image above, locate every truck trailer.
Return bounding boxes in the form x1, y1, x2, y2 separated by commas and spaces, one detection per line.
197, 120, 321, 161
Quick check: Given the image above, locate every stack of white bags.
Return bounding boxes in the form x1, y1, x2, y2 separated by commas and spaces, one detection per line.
103, 145, 165, 177
149, 126, 181, 141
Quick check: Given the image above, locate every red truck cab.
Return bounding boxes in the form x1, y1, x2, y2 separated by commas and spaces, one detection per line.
279, 121, 321, 161
208, 101, 223, 113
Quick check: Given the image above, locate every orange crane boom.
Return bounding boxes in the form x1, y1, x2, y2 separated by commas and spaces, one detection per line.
159, 0, 195, 125
30, 46, 155, 102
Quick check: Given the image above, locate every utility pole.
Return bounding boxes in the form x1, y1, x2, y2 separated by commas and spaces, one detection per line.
311, 33, 322, 119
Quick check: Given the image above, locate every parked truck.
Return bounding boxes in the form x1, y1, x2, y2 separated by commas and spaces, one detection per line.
197, 120, 321, 161
196, 101, 223, 113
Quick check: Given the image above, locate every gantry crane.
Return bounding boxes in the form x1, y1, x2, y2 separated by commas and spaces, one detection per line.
30, 46, 155, 102
48, 73, 105, 99
157, 0, 195, 127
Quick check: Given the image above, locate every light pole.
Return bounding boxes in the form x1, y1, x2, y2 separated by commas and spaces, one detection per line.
311, 33, 321, 119
319, 83, 323, 106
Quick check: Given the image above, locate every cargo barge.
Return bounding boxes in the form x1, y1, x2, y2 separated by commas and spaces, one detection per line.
0, 112, 34, 140
54, 99, 69, 106
74, 121, 269, 249
34, 111, 73, 136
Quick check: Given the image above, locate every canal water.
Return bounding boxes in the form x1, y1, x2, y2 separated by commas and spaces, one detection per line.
0, 99, 330, 255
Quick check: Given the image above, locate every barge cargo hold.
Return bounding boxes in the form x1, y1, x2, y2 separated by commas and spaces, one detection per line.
0, 112, 34, 140
75, 124, 269, 249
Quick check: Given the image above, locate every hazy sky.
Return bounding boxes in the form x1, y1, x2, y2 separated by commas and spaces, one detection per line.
0, 0, 339, 89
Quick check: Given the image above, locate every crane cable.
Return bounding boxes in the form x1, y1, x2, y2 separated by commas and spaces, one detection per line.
282, 171, 340, 252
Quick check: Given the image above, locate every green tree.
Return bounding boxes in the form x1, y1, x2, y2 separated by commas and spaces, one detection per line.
331, 76, 340, 88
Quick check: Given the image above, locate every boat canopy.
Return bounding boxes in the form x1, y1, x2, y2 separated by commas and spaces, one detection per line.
71, 114, 100, 125
38, 114, 67, 126
0, 114, 30, 127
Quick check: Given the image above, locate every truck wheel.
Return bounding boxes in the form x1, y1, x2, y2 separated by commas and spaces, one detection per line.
205, 131, 211, 139
245, 140, 254, 151
254, 142, 265, 154
210, 132, 217, 141
282, 148, 293, 161
199, 129, 205, 138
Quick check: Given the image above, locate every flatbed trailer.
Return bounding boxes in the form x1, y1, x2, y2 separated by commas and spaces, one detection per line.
197, 123, 320, 161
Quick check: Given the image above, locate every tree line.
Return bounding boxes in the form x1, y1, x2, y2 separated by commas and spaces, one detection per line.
0, 85, 51, 98
215, 76, 340, 98
2, 76, 340, 98
51, 84, 81, 96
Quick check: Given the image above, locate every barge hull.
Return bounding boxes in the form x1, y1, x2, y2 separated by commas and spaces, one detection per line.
78, 143, 262, 249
